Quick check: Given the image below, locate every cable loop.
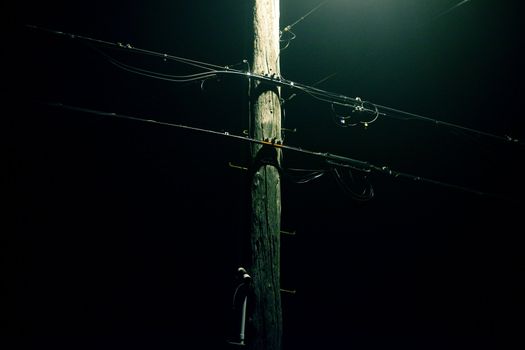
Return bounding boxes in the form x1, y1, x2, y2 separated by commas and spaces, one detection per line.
331, 98, 380, 129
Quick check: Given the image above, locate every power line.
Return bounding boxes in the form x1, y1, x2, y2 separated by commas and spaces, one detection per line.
25, 24, 228, 72
25, 24, 523, 147
44, 102, 505, 200
432, 0, 472, 21
280, 0, 330, 51
283, 0, 331, 32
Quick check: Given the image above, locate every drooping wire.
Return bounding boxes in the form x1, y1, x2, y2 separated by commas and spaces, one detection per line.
106, 55, 219, 83
331, 97, 380, 128
283, 167, 327, 184
81, 43, 220, 88
331, 166, 375, 201
279, 30, 297, 52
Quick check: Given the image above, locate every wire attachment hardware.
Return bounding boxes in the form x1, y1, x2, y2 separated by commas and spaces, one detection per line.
332, 97, 380, 129
280, 230, 296, 236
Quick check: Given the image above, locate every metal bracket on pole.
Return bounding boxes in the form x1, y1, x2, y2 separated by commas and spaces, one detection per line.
280, 229, 296, 236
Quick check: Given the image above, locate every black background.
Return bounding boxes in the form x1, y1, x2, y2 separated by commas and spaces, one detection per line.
6, 1, 524, 349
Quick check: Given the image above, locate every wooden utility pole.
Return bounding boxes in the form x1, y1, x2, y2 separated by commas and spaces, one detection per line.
248, 0, 283, 349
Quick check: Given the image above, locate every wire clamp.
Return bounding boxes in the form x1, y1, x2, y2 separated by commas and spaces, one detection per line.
353, 97, 365, 112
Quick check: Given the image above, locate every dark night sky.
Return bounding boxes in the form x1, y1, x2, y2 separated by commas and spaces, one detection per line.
6, 1, 525, 349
